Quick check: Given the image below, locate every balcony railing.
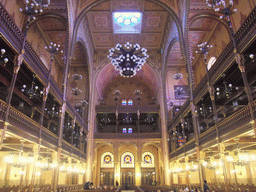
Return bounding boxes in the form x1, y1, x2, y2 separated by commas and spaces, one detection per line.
0, 99, 86, 158
94, 132, 162, 140
96, 104, 160, 113
169, 100, 255, 160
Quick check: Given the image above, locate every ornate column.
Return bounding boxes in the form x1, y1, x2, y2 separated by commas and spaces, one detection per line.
30, 144, 39, 191
114, 143, 120, 185
245, 162, 253, 185
19, 166, 25, 186
199, 151, 205, 182
52, 151, 58, 188
232, 162, 238, 186
191, 103, 204, 189
136, 142, 143, 186
39, 43, 63, 149
159, 76, 170, 185
4, 163, 11, 186
219, 143, 229, 191
170, 162, 173, 185
24, 161, 31, 186
113, 90, 121, 135
86, 73, 97, 182
185, 156, 190, 185
53, 50, 72, 189
0, 0, 50, 148
224, 157, 232, 185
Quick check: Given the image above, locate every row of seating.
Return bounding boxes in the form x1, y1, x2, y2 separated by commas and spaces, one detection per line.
0, 184, 52, 192
140, 183, 256, 192
209, 183, 256, 192
57, 185, 83, 192
0, 184, 84, 192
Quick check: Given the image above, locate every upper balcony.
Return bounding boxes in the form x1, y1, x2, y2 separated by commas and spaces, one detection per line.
94, 132, 162, 140
167, 7, 256, 158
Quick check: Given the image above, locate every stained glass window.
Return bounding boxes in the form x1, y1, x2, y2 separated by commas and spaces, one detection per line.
124, 155, 132, 164
144, 155, 151, 163
121, 152, 134, 168
142, 152, 155, 168
128, 99, 133, 106
104, 155, 111, 163
123, 128, 127, 133
101, 152, 114, 168
113, 12, 142, 34
122, 99, 127, 105
128, 128, 132, 133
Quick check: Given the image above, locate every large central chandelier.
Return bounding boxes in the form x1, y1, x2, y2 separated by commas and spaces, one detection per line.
107, 42, 149, 77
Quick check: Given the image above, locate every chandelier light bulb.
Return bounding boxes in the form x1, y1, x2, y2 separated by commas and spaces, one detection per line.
1, 49, 6, 54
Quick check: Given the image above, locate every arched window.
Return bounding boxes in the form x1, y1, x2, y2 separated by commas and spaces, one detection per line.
101, 152, 114, 168
128, 128, 133, 133
123, 128, 127, 133
128, 99, 133, 106
122, 99, 127, 105
121, 152, 135, 168
141, 152, 155, 168
207, 56, 216, 70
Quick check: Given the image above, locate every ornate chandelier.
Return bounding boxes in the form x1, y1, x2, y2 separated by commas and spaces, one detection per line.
107, 42, 149, 77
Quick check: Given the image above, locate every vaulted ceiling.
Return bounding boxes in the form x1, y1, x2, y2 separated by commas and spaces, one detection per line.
26, 0, 237, 99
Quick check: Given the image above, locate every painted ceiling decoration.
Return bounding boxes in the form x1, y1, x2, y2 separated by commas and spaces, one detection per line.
20, 0, 245, 101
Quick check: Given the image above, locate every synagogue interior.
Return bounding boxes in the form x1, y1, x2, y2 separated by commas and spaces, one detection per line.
0, 0, 256, 191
